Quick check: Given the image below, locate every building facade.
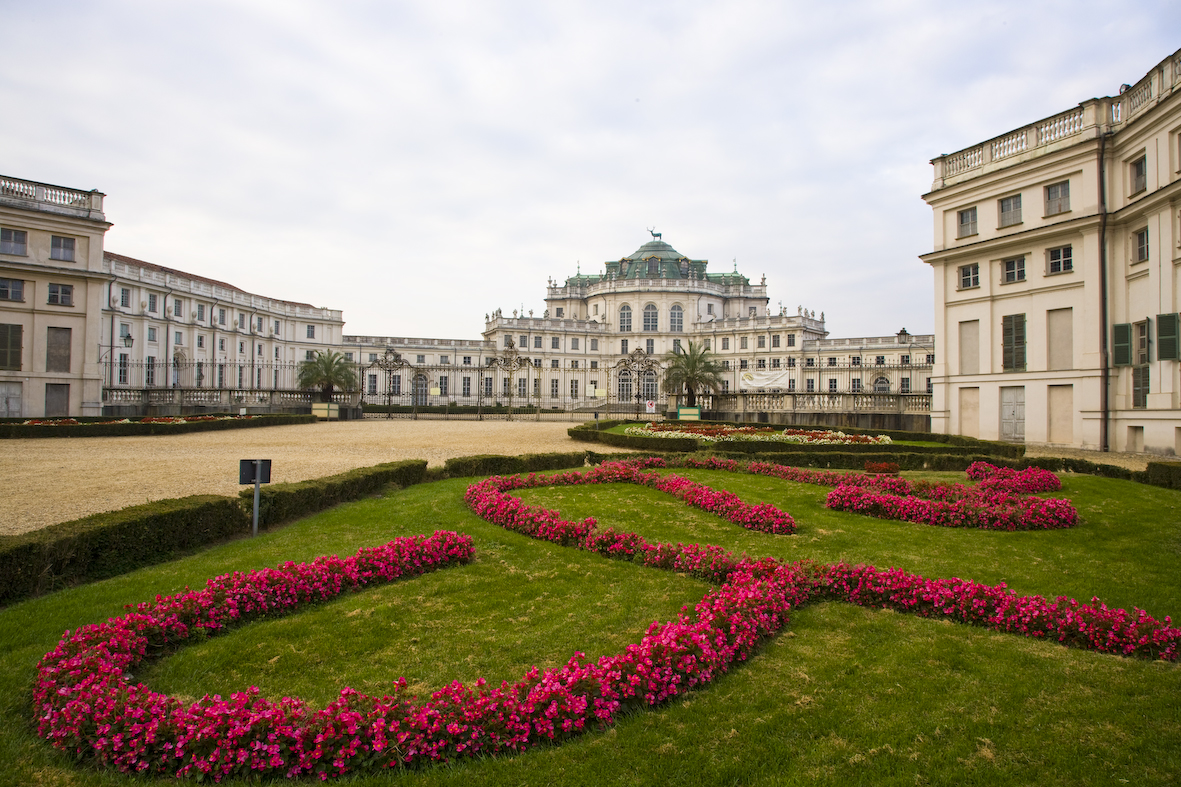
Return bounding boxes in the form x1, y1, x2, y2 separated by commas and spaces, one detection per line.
1, 176, 111, 417
922, 48, 1181, 455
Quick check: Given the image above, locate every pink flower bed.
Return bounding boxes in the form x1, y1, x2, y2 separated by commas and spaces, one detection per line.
466, 460, 795, 536
34, 459, 1175, 781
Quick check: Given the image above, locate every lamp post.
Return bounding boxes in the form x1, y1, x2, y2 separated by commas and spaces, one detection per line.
367, 348, 411, 419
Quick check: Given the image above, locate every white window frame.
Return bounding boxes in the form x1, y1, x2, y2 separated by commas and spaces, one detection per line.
957, 207, 978, 238
1047, 245, 1073, 274
959, 263, 979, 289
1002, 256, 1026, 283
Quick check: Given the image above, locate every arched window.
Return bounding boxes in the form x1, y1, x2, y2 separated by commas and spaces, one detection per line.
617, 370, 632, 403
643, 304, 658, 332
619, 304, 632, 332
670, 304, 683, 332
641, 370, 658, 400
873, 376, 890, 393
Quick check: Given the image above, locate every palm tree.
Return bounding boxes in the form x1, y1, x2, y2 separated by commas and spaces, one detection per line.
660, 340, 724, 408
297, 350, 358, 403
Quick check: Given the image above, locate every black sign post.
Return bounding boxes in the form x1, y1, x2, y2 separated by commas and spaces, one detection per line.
239, 459, 272, 537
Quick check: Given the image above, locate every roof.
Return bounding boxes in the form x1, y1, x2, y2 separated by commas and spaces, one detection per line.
104, 251, 319, 310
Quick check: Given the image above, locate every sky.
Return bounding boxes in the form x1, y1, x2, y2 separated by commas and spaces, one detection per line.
3, 1, 1178, 340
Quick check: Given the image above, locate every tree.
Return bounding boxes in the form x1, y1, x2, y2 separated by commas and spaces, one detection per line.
660, 340, 724, 407
297, 350, 358, 403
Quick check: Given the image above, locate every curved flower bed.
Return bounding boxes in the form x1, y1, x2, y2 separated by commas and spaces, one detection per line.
466, 460, 795, 535
624, 423, 892, 445
21, 415, 257, 426
34, 462, 1175, 781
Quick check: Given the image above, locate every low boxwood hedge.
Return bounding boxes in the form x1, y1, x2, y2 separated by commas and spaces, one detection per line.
241, 459, 428, 528
568, 423, 698, 453
443, 452, 589, 478
708, 440, 1023, 459
0, 496, 248, 606
0, 414, 316, 439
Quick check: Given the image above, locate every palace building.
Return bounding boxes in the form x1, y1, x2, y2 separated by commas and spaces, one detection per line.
922, 47, 1181, 455
2, 174, 932, 426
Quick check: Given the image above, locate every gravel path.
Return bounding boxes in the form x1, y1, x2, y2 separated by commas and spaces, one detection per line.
1, 420, 603, 535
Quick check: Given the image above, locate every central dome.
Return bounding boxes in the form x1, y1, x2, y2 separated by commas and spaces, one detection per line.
625, 240, 688, 262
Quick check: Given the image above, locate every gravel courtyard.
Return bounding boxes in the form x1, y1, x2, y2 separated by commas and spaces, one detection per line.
2, 420, 602, 535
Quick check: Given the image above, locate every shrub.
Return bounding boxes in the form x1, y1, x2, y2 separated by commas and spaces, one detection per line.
864, 461, 901, 475
443, 452, 588, 478
1146, 461, 1181, 490
242, 460, 427, 528
0, 496, 248, 606
0, 414, 315, 439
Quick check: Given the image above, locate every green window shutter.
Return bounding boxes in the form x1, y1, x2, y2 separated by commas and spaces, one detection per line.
1113, 323, 1132, 366
1002, 314, 1026, 371
1013, 314, 1026, 371
1156, 314, 1178, 361
0, 324, 22, 370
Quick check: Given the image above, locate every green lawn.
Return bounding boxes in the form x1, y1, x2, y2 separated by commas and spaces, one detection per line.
2, 469, 1179, 785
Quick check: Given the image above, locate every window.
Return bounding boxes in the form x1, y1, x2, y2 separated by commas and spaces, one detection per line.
218, 338, 225, 352
1002, 313, 1026, 371
146, 357, 156, 387
504, 336, 512, 348
463, 356, 472, 365
740, 337, 749, 350
590, 339, 598, 351
306, 325, 315, 339
772, 334, 780, 348
672, 339, 682, 353
570, 379, 579, 398
619, 305, 632, 332
704, 339, 711, 350
959, 263, 980, 289
305, 350, 315, 360
439, 376, 449, 396
197, 304, 206, 322
218, 308, 225, 325
900, 355, 910, 365
851, 378, 863, 393
147, 294, 157, 312
551, 359, 559, 368
827, 357, 837, 367
647, 259, 659, 277
957, 207, 977, 238
646, 338, 654, 355
999, 194, 1022, 227
1134, 319, 1151, 365
173, 299, 183, 317
1133, 365, 1150, 409
462, 376, 471, 396
47, 284, 73, 306
274, 320, 280, 334
926, 377, 933, 393
50, 236, 76, 261
722, 360, 730, 369
257, 343, 263, 356
900, 377, 911, 393
749, 307, 757, 317
198, 335, 205, 349
851, 356, 861, 366
1047, 245, 1073, 274
787, 379, 796, 391
118, 353, 128, 385
551, 337, 560, 349
256, 316, 263, 331
828, 378, 838, 392
551, 378, 559, 398
805, 358, 814, 367
571, 338, 579, 350
771, 358, 780, 368
46, 327, 71, 372
147, 326, 157, 342
533, 378, 540, 396
621, 339, 628, 354
483, 376, 492, 396
873, 376, 890, 393
174, 332, 182, 346
274, 346, 279, 359
120, 288, 131, 308
1003, 257, 1025, 283
756, 358, 765, 369
740, 359, 749, 370
1158, 313, 1180, 361
1130, 155, 1147, 194
787, 358, 796, 368
237, 314, 245, 329
670, 305, 683, 332
555, 308, 564, 318
722, 338, 730, 350
806, 378, 815, 392
516, 377, 527, 397
416, 354, 425, 364
1045, 181, 1070, 215
722, 380, 730, 392
440, 355, 449, 364
519, 336, 527, 348
1134, 228, 1149, 262
787, 334, 795, 347
239, 341, 245, 353
643, 304, 658, 331
1, 228, 27, 255
391, 375, 402, 395
571, 360, 579, 369
367, 373, 378, 395
590, 360, 599, 369
533, 358, 541, 367
0, 279, 23, 301
760, 335, 769, 349
876, 356, 885, 365
707, 304, 714, 315
926, 354, 935, 364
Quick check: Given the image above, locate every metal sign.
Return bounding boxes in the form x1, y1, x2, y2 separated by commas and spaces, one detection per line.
645, 400, 657, 413
239, 459, 272, 538
239, 459, 272, 485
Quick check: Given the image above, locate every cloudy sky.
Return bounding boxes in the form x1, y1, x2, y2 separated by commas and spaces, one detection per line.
3, 1, 1178, 340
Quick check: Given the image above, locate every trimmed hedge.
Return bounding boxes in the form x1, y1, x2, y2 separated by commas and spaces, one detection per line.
568, 423, 698, 453
709, 440, 1023, 459
0, 414, 316, 439
443, 452, 589, 478
0, 496, 248, 606
240, 460, 428, 529
1146, 461, 1181, 490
